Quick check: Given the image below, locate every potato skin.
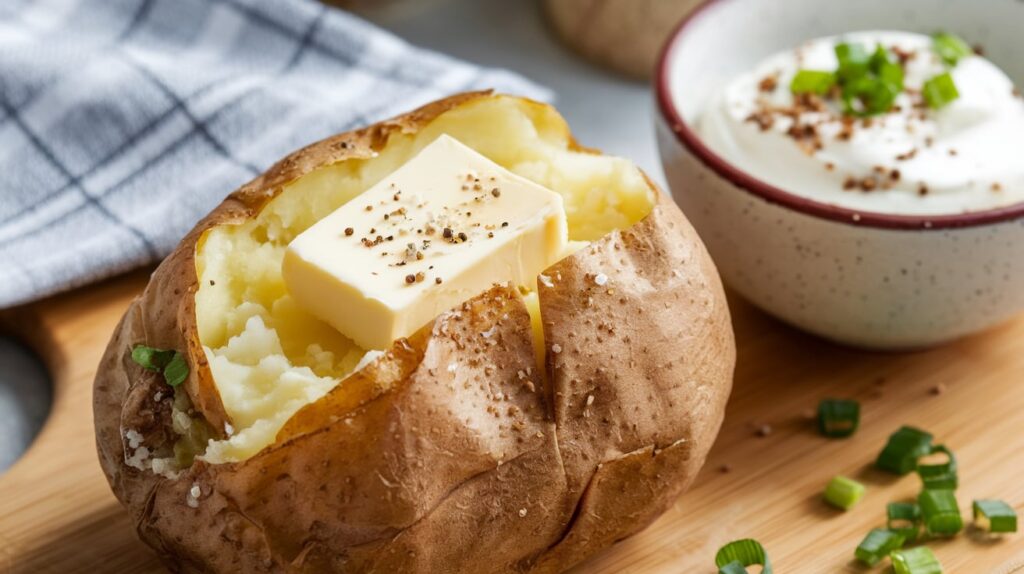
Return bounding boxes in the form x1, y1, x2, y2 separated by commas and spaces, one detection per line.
93, 92, 735, 573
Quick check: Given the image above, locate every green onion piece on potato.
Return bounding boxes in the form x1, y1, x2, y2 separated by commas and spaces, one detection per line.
163, 352, 190, 387
131, 344, 189, 388
131, 345, 176, 372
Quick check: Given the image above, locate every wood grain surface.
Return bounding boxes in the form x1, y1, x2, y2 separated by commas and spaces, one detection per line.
2, 270, 1023, 573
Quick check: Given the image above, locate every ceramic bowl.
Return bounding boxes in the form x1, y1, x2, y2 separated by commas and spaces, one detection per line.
655, 0, 1024, 349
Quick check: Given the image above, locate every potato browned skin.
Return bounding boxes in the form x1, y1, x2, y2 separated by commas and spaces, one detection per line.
94, 92, 735, 573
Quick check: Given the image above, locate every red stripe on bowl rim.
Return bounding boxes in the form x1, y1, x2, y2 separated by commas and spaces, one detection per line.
654, 0, 1024, 230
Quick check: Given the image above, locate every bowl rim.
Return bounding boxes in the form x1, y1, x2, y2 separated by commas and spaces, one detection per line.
655, 0, 1024, 230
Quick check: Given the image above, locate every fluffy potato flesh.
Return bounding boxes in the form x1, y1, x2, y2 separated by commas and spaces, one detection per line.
194, 97, 655, 462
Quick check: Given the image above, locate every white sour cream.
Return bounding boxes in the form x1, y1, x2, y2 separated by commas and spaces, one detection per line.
697, 31, 1024, 215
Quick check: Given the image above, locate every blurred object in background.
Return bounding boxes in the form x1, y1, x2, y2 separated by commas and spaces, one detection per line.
0, 335, 51, 473
358, 0, 665, 189
544, 0, 703, 80
325, 0, 456, 18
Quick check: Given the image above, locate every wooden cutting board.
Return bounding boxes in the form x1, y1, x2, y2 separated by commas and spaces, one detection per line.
2, 269, 1023, 573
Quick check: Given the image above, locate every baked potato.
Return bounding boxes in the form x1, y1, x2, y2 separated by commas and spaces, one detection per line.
94, 92, 735, 573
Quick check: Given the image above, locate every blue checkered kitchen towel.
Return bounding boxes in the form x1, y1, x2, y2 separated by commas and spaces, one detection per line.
0, 0, 548, 308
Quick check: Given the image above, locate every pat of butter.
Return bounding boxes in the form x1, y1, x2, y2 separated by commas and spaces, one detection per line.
282, 134, 568, 350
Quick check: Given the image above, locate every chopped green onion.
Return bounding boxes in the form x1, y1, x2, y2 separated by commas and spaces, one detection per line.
887, 502, 922, 543
973, 500, 1018, 533
919, 489, 963, 537
715, 539, 772, 574
832, 42, 905, 116
791, 70, 837, 95
854, 528, 905, 566
842, 74, 902, 116
923, 73, 960, 109
933, 32, 973, 67
131, 345, 176, 372
874, 48, 905, 92
840, 77, 883, 116
917, 445, 958, 490
717, 563, 749, 574
891, 546, 943, 574
835, 42, 871, 81
131, 344, 189, 388
817, 399, 860, 438
163, 352, 189, 387
876, 426, 933, 474
824, 475, 866, 510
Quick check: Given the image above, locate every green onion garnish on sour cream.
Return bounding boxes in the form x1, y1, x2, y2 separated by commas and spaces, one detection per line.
933, 32, 974, 66
791, 32, 971, 114
923, 72, 960, 109
789, 69, 836, 95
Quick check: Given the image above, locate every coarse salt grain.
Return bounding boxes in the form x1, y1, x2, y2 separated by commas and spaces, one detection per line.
593, 273, 608, 286
150, 457, 179, 479
125, 446, 150, 470
125, 429, 143, 449
186, 485, 200, 508
551, 344, 562, 354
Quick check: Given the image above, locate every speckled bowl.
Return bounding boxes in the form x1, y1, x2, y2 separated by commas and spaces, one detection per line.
655, 0, 1024, 349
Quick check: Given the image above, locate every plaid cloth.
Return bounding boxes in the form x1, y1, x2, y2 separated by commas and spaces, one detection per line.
0, 0, 548, 309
